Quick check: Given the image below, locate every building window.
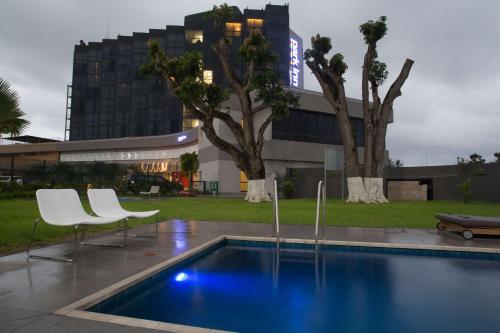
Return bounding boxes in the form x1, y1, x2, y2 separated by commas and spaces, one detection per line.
87, 62, 101, 87
185, 30, 203, 44
225, 22, 242, 37
183, 118, 199, 131
272, 109, 365, 146
182, 106, 200, 131
203, 70, 213, 84
240, 171, 248, 192
246, 18, 264, 34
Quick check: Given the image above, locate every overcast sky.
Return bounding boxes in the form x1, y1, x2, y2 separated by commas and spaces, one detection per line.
1, 0, 499, 165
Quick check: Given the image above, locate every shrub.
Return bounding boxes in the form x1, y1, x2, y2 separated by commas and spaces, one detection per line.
282, 180, 295, 199
458, 179, 472, 204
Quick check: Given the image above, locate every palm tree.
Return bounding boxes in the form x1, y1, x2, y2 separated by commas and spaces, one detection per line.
0, 78, 29, 137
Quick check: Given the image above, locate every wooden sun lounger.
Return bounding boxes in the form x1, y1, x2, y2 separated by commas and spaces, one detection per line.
435, 213, 500, 240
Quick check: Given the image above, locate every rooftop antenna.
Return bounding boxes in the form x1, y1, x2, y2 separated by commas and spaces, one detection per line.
106, 18, 109, 39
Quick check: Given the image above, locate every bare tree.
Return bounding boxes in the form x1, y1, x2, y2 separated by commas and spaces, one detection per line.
305, 37, 368, 202
305, 16, 413, 203
142, 4, 298, 202
360, 16, 414, 202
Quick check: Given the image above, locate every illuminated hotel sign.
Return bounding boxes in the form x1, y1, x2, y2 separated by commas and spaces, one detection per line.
289, 38, 300, 87
177, 134, 187, 142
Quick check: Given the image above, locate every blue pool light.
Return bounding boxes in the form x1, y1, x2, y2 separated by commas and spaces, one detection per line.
175, 272, 188, 282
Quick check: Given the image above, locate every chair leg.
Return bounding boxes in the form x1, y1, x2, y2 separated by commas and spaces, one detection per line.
123, 218, 128, 246
116, 214, 159, 238
81, 220, 127, 248
27, 219, 76, 263
26, 218, 40, 259
154, 213, 158, 238
80, 225, 87, 242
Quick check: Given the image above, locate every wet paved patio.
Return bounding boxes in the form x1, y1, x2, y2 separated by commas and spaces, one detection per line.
1, 219, 500, 332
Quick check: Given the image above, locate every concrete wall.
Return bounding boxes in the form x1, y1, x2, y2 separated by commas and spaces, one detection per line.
433, 176, 500, 203
385, 163, 500, 203
289, 164, 500, 203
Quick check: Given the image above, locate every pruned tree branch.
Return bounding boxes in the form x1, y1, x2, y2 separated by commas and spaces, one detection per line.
379, 58, 414, 126
256, 113, 273, 151
213, 39, 243, 96
200, 116, 243, 162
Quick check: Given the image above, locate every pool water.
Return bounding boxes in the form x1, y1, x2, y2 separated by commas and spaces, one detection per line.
90, 241, 500, 332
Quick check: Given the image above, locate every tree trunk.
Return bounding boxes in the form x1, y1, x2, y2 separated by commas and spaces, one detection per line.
346, 177, 369, 203
245, 179, 271, 202
305, 60, 369, 203
364, 177, 388, 203
188, 171, 193, 192
362, 44, 375, 180
243, 155, 271, 202
336, 85, 370, 202
371, 58, 414, 200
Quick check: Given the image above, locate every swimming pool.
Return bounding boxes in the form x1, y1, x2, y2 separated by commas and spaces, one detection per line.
85, 238, 500, 332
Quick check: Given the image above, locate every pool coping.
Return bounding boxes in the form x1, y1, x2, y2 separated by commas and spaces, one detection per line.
54, 235, 500, 332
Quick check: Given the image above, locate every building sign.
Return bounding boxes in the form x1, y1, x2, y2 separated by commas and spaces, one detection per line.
289, 38, 300, 88
177, 134, 187, 142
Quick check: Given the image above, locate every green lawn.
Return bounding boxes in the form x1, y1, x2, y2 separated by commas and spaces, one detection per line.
1, 197, 499, 255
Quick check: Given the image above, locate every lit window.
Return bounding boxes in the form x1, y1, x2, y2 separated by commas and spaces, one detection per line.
185, 30, 203, 44
247, 18, 264, 33
240, 171, 248, 192
203, 70, 213, 84
225, 22, 242, 37
182, 106, 200, 131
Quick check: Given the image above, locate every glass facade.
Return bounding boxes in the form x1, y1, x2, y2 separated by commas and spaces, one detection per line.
272, 109, 365, 146
70, 28, 185, 141
69, 5, 300, 141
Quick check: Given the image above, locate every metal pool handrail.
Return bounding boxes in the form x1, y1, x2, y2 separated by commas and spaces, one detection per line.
315, 180, 326, 248
273, 179, 280, 241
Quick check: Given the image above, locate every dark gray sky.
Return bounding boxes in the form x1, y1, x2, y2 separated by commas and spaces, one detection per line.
1, 0, 499, 165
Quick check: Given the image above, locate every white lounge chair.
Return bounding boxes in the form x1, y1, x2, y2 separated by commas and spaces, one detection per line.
140, 185, 160, 200
27, 189, 126, 263
88, 189, 160, 238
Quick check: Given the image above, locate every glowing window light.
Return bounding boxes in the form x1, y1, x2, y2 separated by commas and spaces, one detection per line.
175, 272, 188, 282
203, 70, 213, 84
185, 30, 203, 44
225, 22, 242, 37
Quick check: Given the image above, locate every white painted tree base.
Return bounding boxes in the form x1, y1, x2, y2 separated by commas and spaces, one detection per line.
346, 177, 369, 203
364, 177, 389, 203
245, 179, 271, 203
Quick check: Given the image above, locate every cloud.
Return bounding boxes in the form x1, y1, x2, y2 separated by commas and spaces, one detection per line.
1, 0, 499, 165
